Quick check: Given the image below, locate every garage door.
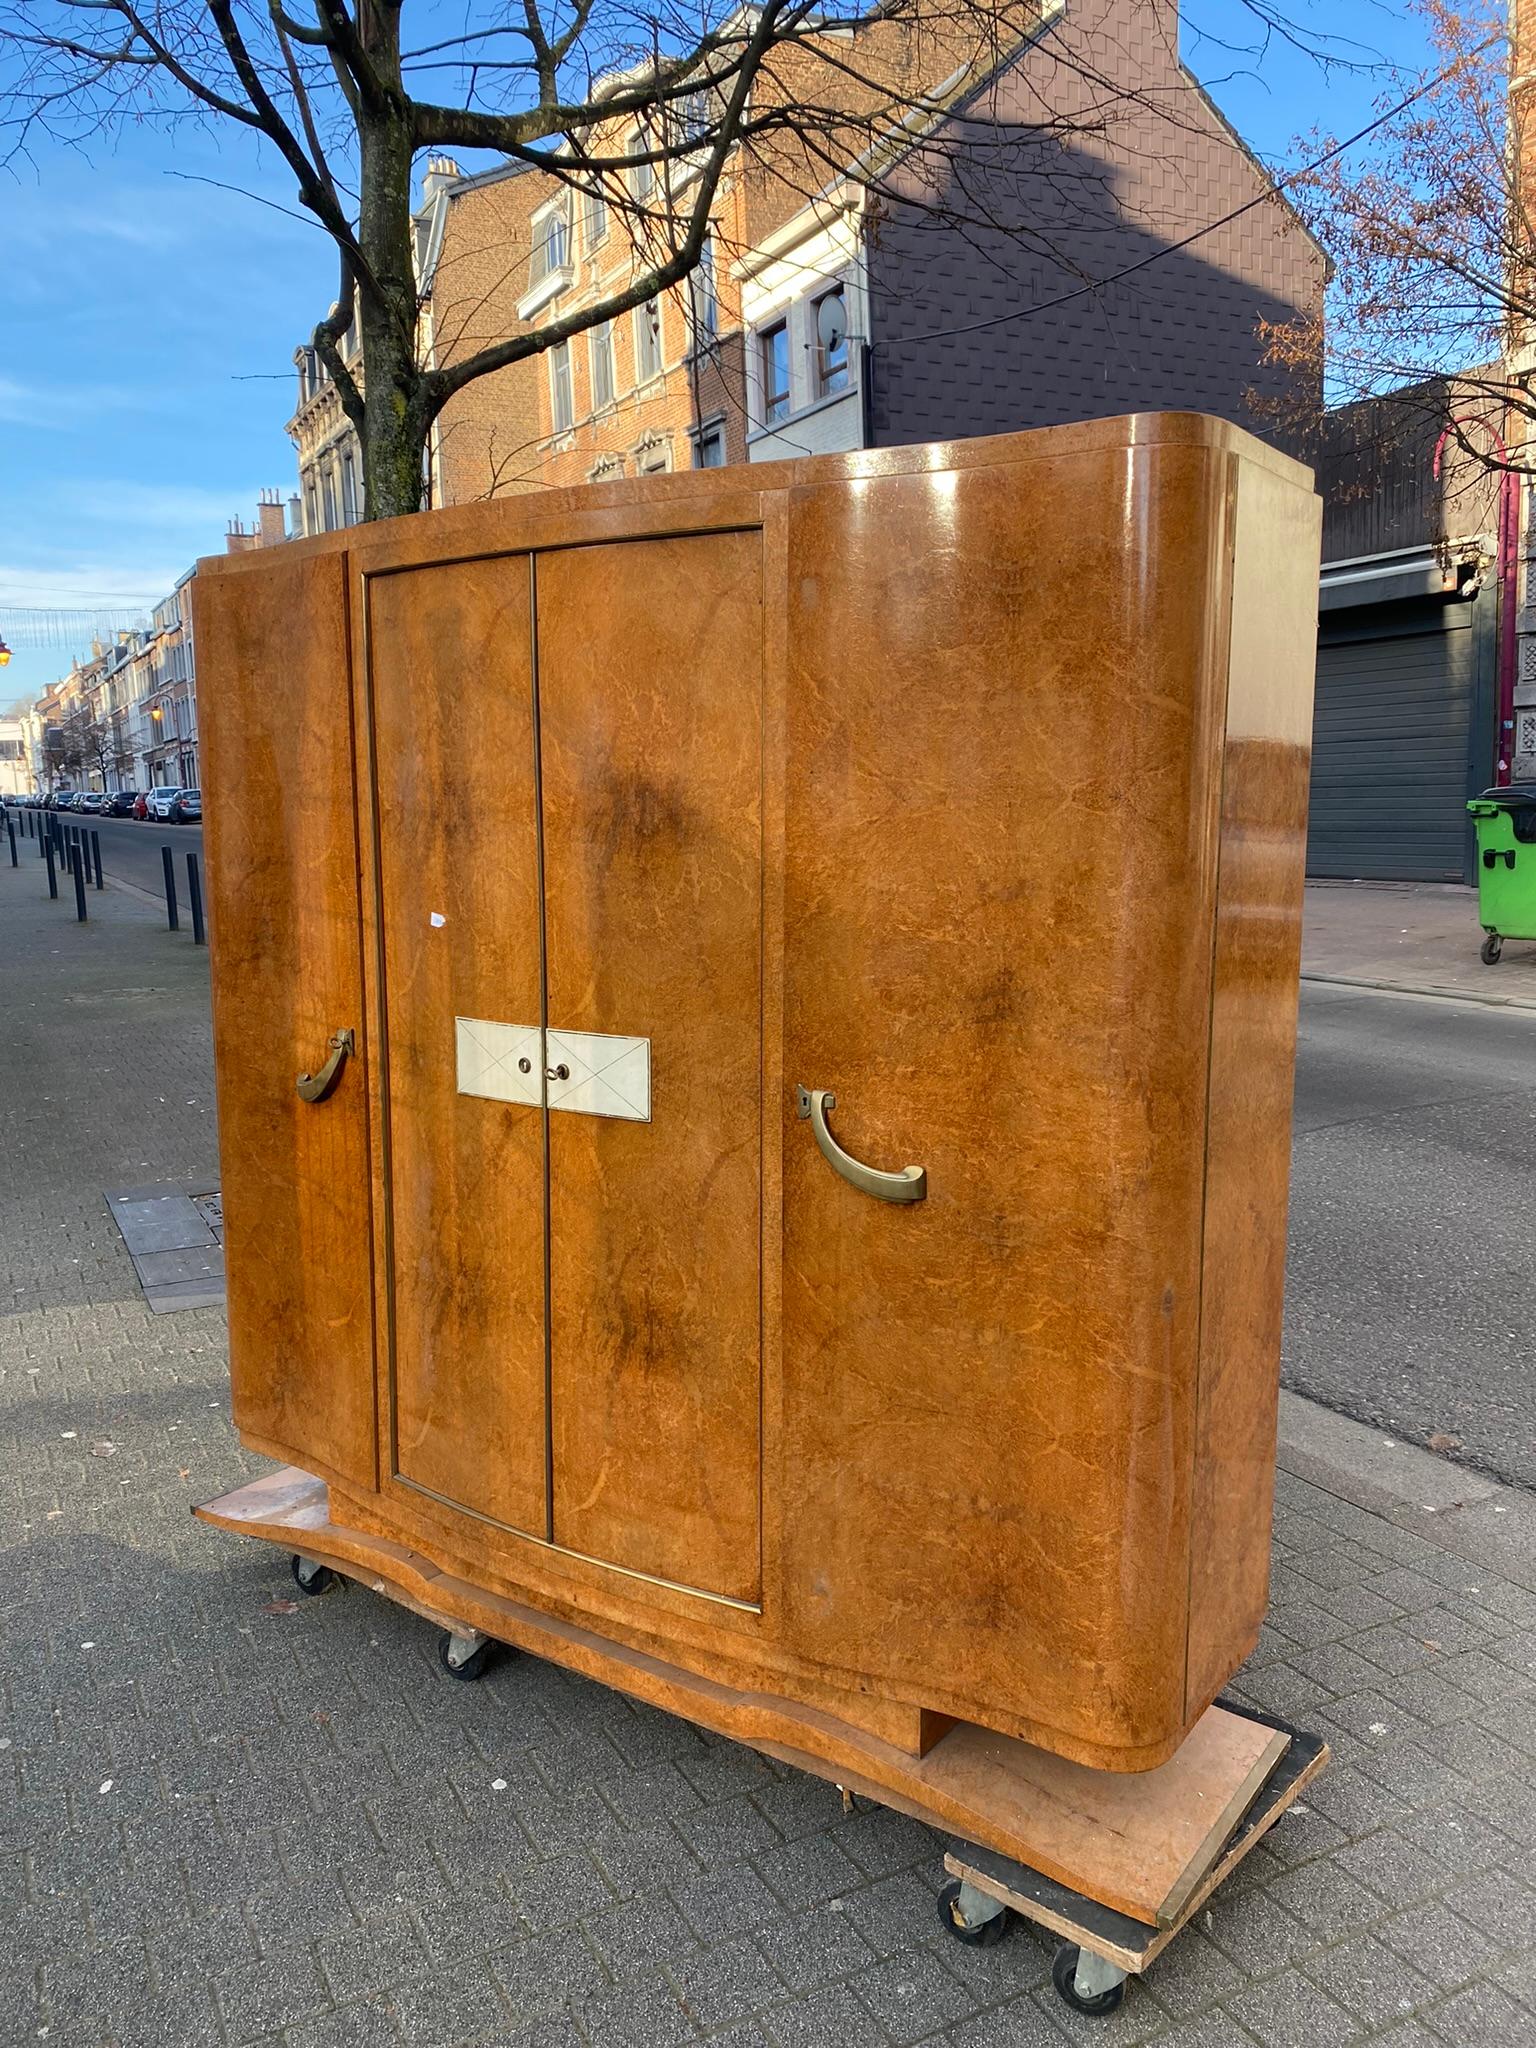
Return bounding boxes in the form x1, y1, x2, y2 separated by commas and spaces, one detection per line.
1307, 602, 1476, 881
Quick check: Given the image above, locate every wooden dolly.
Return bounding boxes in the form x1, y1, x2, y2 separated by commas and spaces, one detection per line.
935, 1708, 1329, 2017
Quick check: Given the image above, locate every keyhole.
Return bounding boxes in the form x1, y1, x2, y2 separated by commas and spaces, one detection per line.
547, 1064, 570, 1081
517, 1057, 532, 1074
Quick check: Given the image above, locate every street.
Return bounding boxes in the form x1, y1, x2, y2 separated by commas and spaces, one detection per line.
14, 809, 205, 899
1289, 984, 1536, 1493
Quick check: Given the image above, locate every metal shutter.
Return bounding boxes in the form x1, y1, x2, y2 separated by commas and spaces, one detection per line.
1307, 606, 1474, 881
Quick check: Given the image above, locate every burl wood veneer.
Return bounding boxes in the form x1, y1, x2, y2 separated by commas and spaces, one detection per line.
193, 414, 1321, 1805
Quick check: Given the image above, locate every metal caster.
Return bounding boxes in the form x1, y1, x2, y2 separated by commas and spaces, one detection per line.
1482, 932, 1503, 964
936, 1878, 1009, 1948
1052, 1942, 1127, 2015
437, 1628, 496, 1682
291, 1553, 337, 1597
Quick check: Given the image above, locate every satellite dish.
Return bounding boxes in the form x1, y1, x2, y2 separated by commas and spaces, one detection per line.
817, 291, 847, 354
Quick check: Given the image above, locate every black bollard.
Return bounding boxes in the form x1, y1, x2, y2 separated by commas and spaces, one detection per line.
70, 843, 87, 922
7, 814, 16, 868
186, 851, 205, 946
161, 844, 179, 931
91, 830, 104, 890
44, 830, 57, 900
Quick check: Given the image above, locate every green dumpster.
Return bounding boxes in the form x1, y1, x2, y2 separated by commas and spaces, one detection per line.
1467, 786, 1536, 962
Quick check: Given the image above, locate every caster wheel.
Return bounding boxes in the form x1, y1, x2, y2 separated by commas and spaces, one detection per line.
1052, 1943, 1125, 2016
437, 1631, 496, 1682
1482, 933, 1503, 964
936, 1879, 1008, 1948
290, 1553, 337, 1597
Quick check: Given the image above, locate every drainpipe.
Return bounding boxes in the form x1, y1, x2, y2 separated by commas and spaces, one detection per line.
1434, 418, 1519, 785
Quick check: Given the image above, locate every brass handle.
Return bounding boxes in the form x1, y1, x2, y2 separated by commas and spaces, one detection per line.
296, 1029, 355, 1104
796, 1086, 927, 1203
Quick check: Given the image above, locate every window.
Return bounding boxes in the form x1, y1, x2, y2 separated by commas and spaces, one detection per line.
585, 183, 609, 248
589, 452, 625, 483
813, 284, 850, 397
320, 466, 338, 532
760, 320, 790, 424
629, 132, 655, 202
678, 90, 710, 146
589, 322, 615, 411
549, 340, 574, 433
636, 436, 671, 474
693, 421, 726, 468
635, 299, 663, 383
690, 235, 718, 348
340, 448, 358, 525
529, 204, 570, 288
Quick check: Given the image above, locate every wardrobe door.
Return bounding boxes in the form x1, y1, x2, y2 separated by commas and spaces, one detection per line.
367, 555, 549, 1536
536, 533, 766, 1604
197, 549, 377, 1493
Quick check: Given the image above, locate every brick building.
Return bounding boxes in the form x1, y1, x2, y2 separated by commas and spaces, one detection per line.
401, 0, 1323, 504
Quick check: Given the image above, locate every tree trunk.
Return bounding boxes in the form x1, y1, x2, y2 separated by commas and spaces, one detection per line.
356, 84, 428, 520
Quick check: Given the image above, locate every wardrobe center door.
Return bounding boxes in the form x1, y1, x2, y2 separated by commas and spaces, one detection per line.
368, 556, 549, 1536
537, 533, 765, 1605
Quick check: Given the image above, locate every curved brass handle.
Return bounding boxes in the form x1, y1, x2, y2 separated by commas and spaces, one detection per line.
296, 1028, 355, 1104
796, 1086, 927, 1203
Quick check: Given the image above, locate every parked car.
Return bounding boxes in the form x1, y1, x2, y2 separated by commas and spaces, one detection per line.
107, 790, 142, 818
168, 788, 201, 823
78, 791, 111, 815
53, 791, 79, 811
145, 787, 183, 822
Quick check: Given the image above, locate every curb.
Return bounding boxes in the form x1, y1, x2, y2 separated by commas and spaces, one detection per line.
1277, 1388, 1536, 1594
1301, 970, 1536, 1015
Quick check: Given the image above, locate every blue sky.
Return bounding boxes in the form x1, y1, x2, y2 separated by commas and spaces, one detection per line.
0, 0, 1437, 704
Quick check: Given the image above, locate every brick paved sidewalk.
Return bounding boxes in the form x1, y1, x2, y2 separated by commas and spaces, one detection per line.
5, 858, 1536, 2048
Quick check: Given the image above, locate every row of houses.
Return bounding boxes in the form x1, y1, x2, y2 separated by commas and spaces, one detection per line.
289, 0, 1326, 525
13, 500, 291, 798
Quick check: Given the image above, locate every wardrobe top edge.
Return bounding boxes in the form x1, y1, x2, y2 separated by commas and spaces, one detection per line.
195, 412, 1317, 583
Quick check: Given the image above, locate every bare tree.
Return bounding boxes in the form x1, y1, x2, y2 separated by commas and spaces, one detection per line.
1260, 1, 1525, 481
5, 0, 1347, 520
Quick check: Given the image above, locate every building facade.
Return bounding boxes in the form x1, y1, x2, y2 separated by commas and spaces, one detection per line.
405, 0, 1323, 504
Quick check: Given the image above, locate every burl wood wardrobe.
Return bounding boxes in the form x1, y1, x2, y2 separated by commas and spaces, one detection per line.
194, 414, 1320, 1856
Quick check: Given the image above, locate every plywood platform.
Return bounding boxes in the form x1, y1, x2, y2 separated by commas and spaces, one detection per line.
945, 1711, 1330, 1969
197, 1467, 1304, 1925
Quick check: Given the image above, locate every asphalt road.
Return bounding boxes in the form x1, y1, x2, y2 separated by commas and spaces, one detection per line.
13, 809, 205, 898
1287, 980, 1536, 1493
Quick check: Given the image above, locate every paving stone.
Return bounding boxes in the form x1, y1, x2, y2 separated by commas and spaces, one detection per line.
586, 1893, 703, 1977
1423, 1981, 1536, 2046
1377, 1898, 1508, 1995
673, 1861, 786, 1943
1203, 1888, 1322, 1977
1227, 1969, 1362, 2048
1305, 1930, 1438, 2028
1334, 1830, 1454, 1906
942, 1994, 1070, 2045
851, 1947, 974, 2042
759, 1980, 889, 2048
668, 1934, 783, 2031
751, 1904, 877, 1991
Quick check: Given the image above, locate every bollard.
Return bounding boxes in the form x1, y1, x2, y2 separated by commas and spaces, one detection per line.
161, 844, 179, 931
7, 814, 15, 868
91, 830, 104, 890
44, 830, 57, 900
70, 843, 87, 922
186, 851, 206, 946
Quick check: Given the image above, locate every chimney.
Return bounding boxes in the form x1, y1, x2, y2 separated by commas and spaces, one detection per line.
225, 517, 257, 555
421, 155, 462, 203
256, 489, 287, 547
288, 493, 304, 540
